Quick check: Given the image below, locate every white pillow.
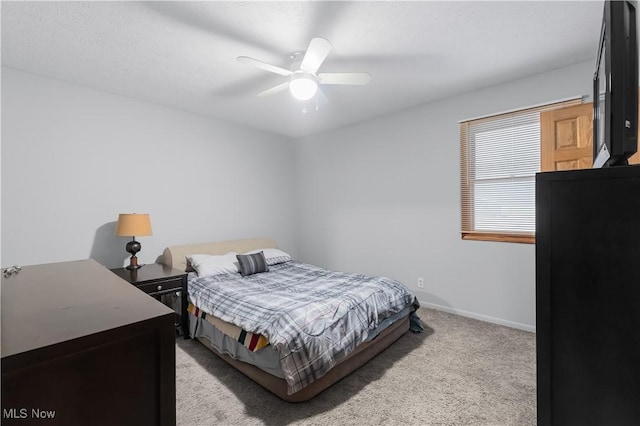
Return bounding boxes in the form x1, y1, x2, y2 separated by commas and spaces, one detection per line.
244, 248, 292, 266
186, 252, 239, 277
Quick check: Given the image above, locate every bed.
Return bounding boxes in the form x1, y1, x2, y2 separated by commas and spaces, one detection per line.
162, 237, 418, 402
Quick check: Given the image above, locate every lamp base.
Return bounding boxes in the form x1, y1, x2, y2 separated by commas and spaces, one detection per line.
124, 239, 143, 270
126, 255, 142, 270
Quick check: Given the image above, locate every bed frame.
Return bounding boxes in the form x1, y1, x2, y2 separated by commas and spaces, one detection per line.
162, 237, 410, 402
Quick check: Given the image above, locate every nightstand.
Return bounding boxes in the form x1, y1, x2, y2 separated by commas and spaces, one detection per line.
111, 263, 189, 339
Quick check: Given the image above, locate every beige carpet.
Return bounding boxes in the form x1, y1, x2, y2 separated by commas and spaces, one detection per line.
175, 308, 536, 425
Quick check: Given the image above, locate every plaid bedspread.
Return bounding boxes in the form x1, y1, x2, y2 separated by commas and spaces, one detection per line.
188, 261, 416, 394
188, 302, 270, 352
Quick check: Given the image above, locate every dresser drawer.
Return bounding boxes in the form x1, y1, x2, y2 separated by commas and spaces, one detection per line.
136, 277, 183, 295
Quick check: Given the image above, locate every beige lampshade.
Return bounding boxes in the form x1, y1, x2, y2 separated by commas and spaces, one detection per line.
115, 213, 152, 237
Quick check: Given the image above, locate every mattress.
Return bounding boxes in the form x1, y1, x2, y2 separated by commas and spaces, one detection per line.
188, 309, 284, 377
186, 304, 414, 379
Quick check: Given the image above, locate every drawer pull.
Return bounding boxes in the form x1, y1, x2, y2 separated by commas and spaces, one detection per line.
157, 285, 162, 291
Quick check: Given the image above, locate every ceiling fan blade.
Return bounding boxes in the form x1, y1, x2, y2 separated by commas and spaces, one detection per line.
257, 82, 290, 97
300, 38, 332, 74
237, 56, 292, 77
318, 72, 372, 85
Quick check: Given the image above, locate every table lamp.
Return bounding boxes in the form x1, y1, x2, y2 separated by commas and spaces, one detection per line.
115, 213, 152, 270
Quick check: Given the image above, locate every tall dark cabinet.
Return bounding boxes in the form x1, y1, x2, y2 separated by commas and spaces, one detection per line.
536, 165, 640, 426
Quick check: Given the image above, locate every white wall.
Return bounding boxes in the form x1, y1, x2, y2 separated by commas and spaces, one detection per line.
1, 67, 297, 268
295, 60, 596, 331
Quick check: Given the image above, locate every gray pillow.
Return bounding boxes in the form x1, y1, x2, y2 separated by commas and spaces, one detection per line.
236, 251, 269, 276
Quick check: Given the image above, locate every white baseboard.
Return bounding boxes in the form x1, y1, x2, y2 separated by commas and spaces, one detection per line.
419, 300, 536, 333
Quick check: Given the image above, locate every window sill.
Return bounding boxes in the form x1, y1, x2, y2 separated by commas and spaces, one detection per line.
461, 232, 535, 244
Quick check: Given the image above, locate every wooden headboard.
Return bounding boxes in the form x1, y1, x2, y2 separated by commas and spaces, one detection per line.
162, 237, 278, 272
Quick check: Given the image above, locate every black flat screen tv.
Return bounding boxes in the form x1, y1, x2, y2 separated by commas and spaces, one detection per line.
593, 0, 638, 168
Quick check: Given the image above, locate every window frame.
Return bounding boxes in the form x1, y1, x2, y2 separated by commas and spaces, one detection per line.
460, 98, 583, 244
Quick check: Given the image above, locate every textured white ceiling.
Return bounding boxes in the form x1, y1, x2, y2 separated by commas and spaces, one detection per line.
1, 1, 604, 138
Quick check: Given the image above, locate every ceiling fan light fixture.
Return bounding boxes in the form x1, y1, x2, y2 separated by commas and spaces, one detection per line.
289, 72, 318, 101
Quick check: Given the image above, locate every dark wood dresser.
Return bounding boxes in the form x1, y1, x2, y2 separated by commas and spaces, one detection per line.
1, 259, 176, 425
536, 165, 640, 425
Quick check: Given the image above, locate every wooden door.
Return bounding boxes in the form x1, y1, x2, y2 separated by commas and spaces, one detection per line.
540, 103, 593, 171
541, 100, 640, 171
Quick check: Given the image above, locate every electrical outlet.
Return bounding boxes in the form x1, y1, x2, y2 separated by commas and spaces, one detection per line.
417, 277, 424, 289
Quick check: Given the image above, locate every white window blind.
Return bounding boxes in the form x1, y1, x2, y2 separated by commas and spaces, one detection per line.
460, 98, 581, 242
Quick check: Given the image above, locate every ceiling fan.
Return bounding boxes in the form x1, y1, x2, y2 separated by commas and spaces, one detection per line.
237, 37, 371, 101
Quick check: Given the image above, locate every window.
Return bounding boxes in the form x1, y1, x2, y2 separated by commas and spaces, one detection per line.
460, 98, 582, 244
